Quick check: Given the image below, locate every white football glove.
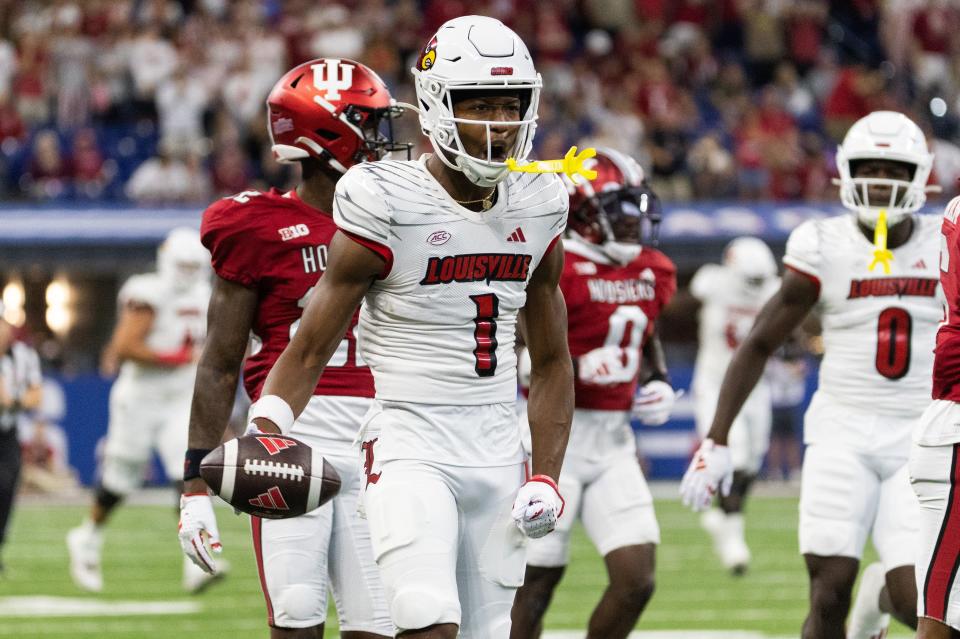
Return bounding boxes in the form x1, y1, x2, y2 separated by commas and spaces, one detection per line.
577, 345, 634, 385
680, 439, 733, 512
178, 493, 222, 574
243, 422, 263, 437
512, 475, 565, 539
632, 380, 676, 426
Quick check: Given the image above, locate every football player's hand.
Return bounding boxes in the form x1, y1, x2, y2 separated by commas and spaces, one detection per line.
577, 346, 633, 385
178, 493, 222, 574
680, 439, 733, 512
512, 475, 565, 539
632, 380, 676, 426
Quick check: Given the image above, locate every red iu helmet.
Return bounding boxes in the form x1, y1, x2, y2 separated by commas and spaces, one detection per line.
565, 147, 662, 263
267, 58, 411, 172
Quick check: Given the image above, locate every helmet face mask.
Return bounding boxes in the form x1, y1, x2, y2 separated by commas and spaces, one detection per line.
836, 111, 933, 227
268, 58, 412, 172
412, 17, 542, 187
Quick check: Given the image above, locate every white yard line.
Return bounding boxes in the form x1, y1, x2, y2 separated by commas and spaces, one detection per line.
0, 596, 201, 617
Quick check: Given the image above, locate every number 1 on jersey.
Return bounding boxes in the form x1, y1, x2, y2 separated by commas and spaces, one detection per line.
470, 293, 499, 377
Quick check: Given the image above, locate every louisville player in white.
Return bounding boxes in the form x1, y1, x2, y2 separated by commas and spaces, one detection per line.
690, 236, 778, 574
246, 16, 573, 639
67, 228, 211, 593
910, 195, 960, 639
511, 149, 677, 638
176, 60, 409, 638
681, 111, 939, 638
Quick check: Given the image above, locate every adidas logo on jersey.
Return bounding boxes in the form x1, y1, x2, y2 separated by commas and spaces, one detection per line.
506, 227, 527, 242
913, 259, 927, 270
249, 486, 289, 511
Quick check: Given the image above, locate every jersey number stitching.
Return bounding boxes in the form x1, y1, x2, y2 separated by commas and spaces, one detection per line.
470, 293, 499, 377
603, 305, 649, 381
875, 306, 912, 380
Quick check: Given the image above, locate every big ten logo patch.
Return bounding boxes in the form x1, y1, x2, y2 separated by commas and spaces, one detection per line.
279, 224, 310, 242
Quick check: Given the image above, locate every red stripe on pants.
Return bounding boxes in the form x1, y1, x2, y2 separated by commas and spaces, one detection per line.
925, 444, 960, 620
251, 516, 275, 626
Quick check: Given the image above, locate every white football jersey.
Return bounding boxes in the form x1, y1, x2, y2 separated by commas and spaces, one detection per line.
116, 272, 209, 387
690, 263, 779, 392
334, 158, 567, 406
784, 213, 942, 430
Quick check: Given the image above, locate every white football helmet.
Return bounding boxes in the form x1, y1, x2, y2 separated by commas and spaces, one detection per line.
158, 227, 210, 292
836, 111, 933, 227
411, 15, 542, 187
723, 236, 777, 296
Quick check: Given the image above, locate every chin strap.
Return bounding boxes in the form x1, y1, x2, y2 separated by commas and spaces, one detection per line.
506, 146, 598, 184
868, 208, 893, 274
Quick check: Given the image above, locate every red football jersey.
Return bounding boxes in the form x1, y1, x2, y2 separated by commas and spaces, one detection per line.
201, 188, 374, 400
934, 198, 960, 401
562, 240, 677, 410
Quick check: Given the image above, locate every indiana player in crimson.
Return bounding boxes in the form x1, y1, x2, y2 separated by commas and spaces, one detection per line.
681, 111, 940, 638
910, 195, 960, 639
177, 58, 410, 638
511, 148, 677, 639
247, 16, 573, 639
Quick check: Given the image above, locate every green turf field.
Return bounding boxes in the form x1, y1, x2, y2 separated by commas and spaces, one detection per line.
0, 494, 911, 638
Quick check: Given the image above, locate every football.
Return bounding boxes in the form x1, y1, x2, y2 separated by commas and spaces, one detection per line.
200, 434, 340, 519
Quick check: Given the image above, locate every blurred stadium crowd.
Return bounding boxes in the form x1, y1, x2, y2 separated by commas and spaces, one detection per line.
3, 0, 960, 206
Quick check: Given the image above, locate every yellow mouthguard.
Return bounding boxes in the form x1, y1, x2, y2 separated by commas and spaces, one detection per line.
868, 208, 893, 274
506, 146, 598, 185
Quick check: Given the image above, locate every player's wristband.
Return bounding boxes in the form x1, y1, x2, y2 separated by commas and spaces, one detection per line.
249, 394, 295, 435
183, 448, 213, 482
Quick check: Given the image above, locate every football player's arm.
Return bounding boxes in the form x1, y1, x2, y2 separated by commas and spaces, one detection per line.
641, 328, 668, 383
109, 302, 188, 367
521, 242, 574, 481
254, 232, 381, 432
183, 275, 257, 492
707, 269, 819, 444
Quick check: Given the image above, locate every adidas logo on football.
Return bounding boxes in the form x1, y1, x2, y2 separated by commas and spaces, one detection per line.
506, 227, 526, 242
255, 436, 297, 456
912, 258, 927, 269
249, 486, 289, 510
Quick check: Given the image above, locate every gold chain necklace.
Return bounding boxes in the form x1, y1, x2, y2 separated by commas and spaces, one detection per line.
453, 189, 496, 211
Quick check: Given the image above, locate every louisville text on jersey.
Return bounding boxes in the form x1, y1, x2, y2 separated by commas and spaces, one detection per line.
586, 277, 656, 304
846, 277, 938, 299
420, 253, 533, 285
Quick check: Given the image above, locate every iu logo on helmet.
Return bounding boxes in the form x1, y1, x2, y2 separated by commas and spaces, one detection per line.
255, 436, 298, 456
312, 59, 354, 101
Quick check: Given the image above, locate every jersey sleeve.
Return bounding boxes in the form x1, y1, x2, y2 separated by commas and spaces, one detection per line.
689, 264, 721, 302
200, 196, 263, 287
118, 274, 162, 309
333, 166, 394, 274
783, 219, 822, 284
651, 249, 677, 313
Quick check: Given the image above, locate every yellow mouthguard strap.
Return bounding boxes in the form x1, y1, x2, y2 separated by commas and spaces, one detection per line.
868, 209, 893, 274
506, 146, 598, 184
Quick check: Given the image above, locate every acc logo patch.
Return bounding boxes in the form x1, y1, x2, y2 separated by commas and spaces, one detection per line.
427, 230, 451, 246
418, 36, 438, 71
